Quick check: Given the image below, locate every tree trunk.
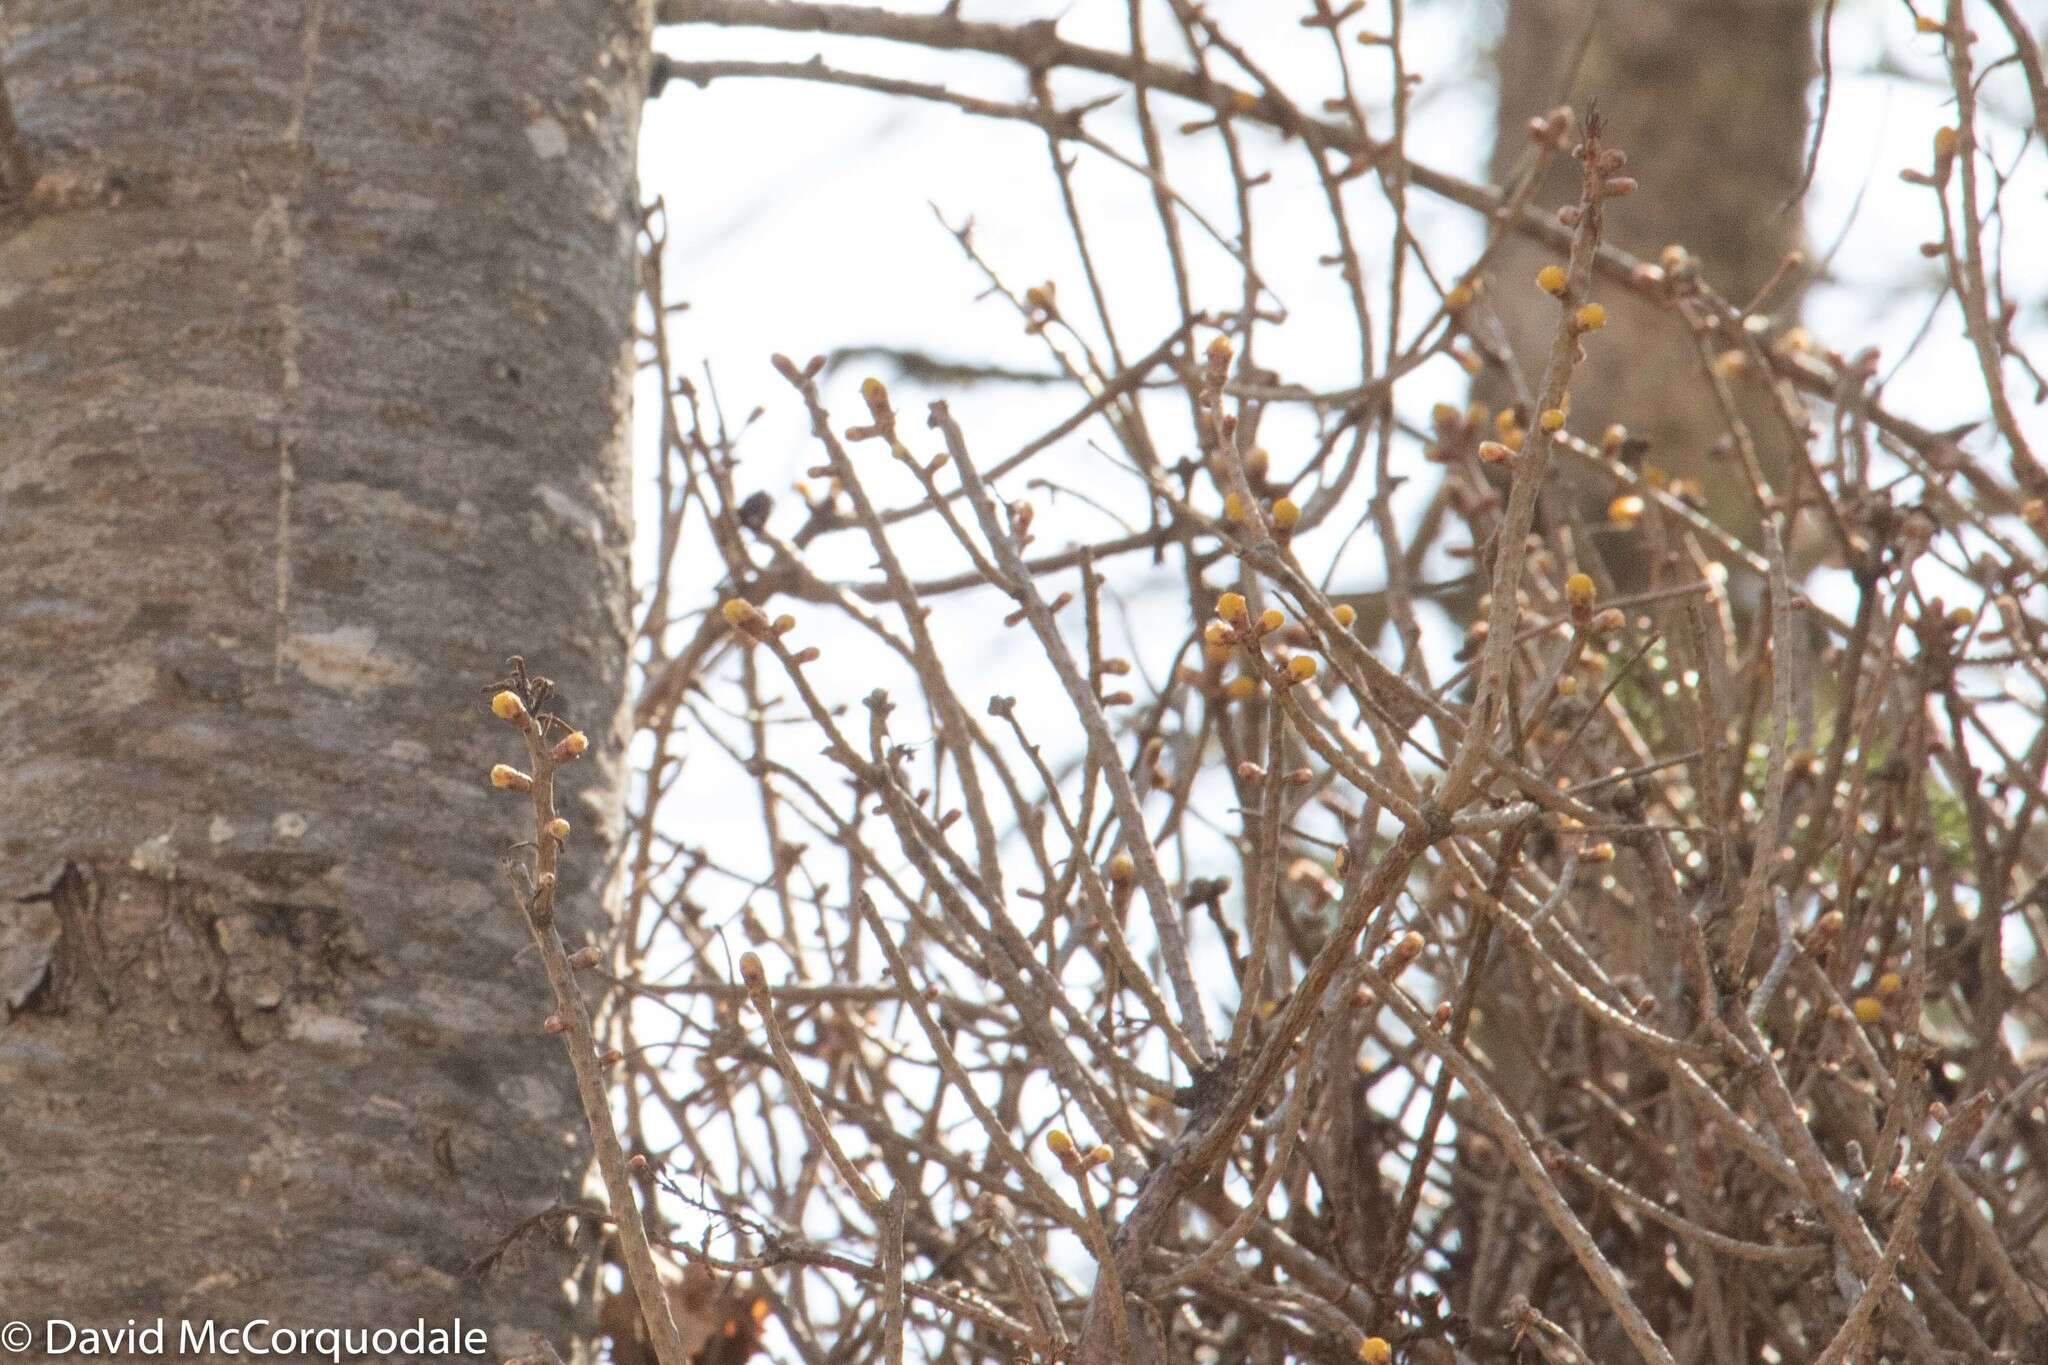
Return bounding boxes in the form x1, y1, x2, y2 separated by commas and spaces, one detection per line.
0, 2, 649, 1356
1485, 0, 1814, 563
1456, 0, 1812, 1339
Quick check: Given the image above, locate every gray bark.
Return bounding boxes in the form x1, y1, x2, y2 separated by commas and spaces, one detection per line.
0, 1, 650, 1356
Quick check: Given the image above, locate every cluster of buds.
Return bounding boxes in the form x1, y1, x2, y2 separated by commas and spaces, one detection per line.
1045, 1127, 1113, 1178
1202, 592, 1326, 695
1105, 853, 1138, 912
1559, 572, 1627, 639
1223, 490, 1304, 538
853, 375, 895, 433
1203, 333, 1234, 387
1431, 401, 1487, 446
1004, 588, 1073, 629
1023, 281, 1060, 335
721, 598, 818, 664
1646, 243, 1702, 301
1903, 125, 1962, 192
1527, 104, 1573, 152
721, 597, 775, 640
1379, 929, 1427, 975
1565, 572, 1597, 626
1007, 499, 1036, 550
1478, 405, 1529, 467
769, 352, 829, 385
1573, 136, 1635, 199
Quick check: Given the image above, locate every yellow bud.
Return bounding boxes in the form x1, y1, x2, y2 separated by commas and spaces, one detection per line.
739, 951, 766, 986
1224, 492, 1248, 523
1478, 440, 1515, 465
1383, 929, 1426, 972
1204, 621, 1233, 648
1217, 591, 1249, 623
1446, 282, 1474, 311
1495, 407, 1519, 436
1601, 423, 1629, 454
1586, 841, 1616, 863
1361, 1338, 1392, 1365
1875, 970, 1904, 999
1536, 264, 1568, 295
1574, 302, 1607, 331
553, 730, 590, 761
1914, 13, 1942, 33
1224, 675, 1260, 702
1258, 608, 1286, 634
1565, 573, 1596, 608
1206, 335, 1234, 366
1046, 1128, 1076, 1157
545, 817, 571, 841
1333, 603, 1357, 628
773, 614, 797, 635
721, 598, 758, 628
1852, 996, 1885, 1025
1431, 402, 1462, 430
489, 764, 532, 792
1108, 854, 1136, 884
1933, 126, 1959, 158
1501, 427, 1526, 453
1287, 654, 1319, 682
1539, 408, 1566, 432
1556, 675, 1578, 696
491, 690, 528, 722
1608, 494, 1645, 529
1272, 497, 1302, 532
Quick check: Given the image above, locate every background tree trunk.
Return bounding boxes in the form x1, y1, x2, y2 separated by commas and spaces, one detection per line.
1484, 0, 1815, 563
1457, 0, 1813, 1344
0, 1, 649, 1355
